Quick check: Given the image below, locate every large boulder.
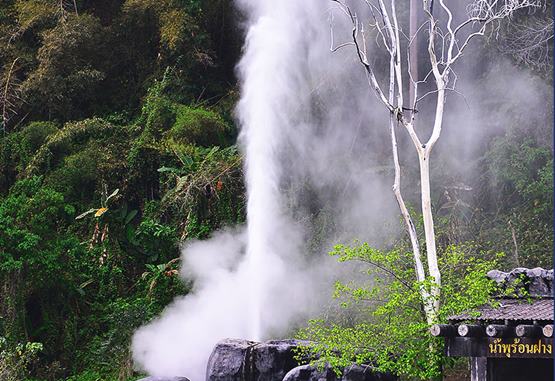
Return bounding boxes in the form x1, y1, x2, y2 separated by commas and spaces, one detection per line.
487, 267, 553, 297
343, 365, 396, 381
253, 340, 303, 381
206, 338, 303, 381
206, 339, 256, 381
283, 364, 396, 381
282, 364, 337, 381
527, 268, 552, 296
206, 339, 396, 381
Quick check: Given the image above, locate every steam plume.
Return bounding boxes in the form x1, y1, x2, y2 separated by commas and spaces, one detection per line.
132, 1, 552, 380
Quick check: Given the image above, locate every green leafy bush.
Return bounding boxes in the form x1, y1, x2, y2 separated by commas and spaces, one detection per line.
296, 243, 502, 380
168, 105, 229, 147
0, 337, 43, 381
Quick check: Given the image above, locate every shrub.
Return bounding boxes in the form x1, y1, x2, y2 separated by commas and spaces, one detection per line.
296, 243, 502, 380
168, 105, 229, 147
0, 337, 43, 381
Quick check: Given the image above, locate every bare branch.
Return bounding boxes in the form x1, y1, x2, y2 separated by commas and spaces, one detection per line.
1, 58, 23, 132
444, 0, 544, 69
331, 0, 394, 111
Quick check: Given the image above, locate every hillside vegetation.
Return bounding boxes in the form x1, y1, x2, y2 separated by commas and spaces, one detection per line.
0, 1, 551, 380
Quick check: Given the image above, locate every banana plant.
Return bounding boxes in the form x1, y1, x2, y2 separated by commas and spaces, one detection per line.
75, 186, 120, 260
75, 186, 119, 220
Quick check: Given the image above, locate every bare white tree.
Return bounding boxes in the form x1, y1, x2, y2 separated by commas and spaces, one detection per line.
0, 58, 23, 132
498, 6, 553, 73
330, 0, 543, 324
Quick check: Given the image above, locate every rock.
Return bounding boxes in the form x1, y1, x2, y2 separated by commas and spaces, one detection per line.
487, 267, 554, 297
253, 339, 303, 381
526, 267, 545, 278
343, 364, 397, 381
207, 339, 396, 381
137, 377, 190, 381
282, 364, 338, 381
527, 268, 552, 297
487, 270, 508, 284
507, 268, 528, 286
282, 364, 397, 381
206, 339, 304, 381
206, 338, 256, 381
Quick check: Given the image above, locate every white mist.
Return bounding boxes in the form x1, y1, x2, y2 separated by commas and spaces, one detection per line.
131, 1, 552, 380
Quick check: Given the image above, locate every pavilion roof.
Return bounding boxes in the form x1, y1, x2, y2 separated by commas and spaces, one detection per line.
449, 298, 553, 323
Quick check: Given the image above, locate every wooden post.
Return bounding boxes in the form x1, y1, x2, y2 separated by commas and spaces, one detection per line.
486, 324, 515, 337
470, 357, 487, 381
459, 324, 486, 337
515, 324, 543, 337
430, 324, 457, 337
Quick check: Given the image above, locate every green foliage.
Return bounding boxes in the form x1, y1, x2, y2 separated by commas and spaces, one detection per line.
0, 0, 549, 379
1, 0, 234, 127
135, 216, 178, 263
23, 14, 108, 120
0, 78, 243, 381
64, 370, 104, 381
488, 137, 552, 214
133, 72, 232, 148
157, 144, 244, 239
296, 243, 501, 380
11, 122, 58, 167
0, 121, 58, 192
25, 118, 130, 203
14, 0, 58, 32
73, 296, 167, 380
0, 176, 74, 275
0, 1, 246, 379
480, 130, 553, 267
168, 105, 229, 147
0, 337, 43, 381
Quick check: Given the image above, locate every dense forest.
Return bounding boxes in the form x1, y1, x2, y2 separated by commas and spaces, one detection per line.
0, 1, 552, 380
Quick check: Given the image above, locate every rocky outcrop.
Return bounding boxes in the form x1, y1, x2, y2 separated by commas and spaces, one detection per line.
206, 339, 396, 381
282, 364, 396, 381
487, 267, 553, 297
206, 339, 256, 381
282, 364, 336, 381
206, 338, 304, 381
139, 339, 396, 381
253, 340, 303, 381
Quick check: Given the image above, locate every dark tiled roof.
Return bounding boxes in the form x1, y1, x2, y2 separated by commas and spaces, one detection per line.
449, 298, 554, 322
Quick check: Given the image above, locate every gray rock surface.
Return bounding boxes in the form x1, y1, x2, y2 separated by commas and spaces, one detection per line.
487, 267, 553, 297
343, 364, 396, 381
282, 364, 337, 381
206, 338, 256, 381
206, 339, 396, 381
206, 338, 303, 381
283, 364, 396, 381
253, 339, 302, 381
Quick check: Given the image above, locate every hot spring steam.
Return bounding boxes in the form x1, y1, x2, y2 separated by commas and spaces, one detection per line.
131, 1, 552, 380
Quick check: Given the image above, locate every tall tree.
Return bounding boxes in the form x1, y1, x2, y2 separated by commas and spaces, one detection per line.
331, 0, 543, 324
